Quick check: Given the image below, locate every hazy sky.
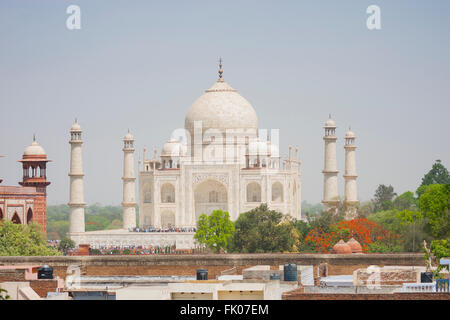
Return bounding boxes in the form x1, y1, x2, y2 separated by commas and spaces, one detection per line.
1, 0, 449, 206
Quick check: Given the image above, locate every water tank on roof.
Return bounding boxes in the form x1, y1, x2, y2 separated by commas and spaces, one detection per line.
283, 263, 298, 281
38, 265, 53, 279
270, 273, 281, 280
196, 269, 208, 280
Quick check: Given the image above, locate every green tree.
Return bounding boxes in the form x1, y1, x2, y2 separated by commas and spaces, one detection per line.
47, 204, 127, 239
229, 204, 299, 253
58, 237, 75, 254
307, 210, 345, 234
194, 210, 235, 253
47, 220, 70, 240
0, 221, 60, 256
373, 184, 397, 212
368, 209, 430, 252
357, 201, 375, 218
418, 160, 450, 197
430, 239, 450, 272
107, 219, 123, 229
393, 191, 417, 211
419, 184, 450, 238
85, 215, 110, 231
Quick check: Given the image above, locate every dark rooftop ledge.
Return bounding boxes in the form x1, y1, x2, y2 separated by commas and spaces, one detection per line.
0, 253, 425, 267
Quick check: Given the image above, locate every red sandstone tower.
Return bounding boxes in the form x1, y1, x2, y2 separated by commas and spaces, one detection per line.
17, 136, 51, 233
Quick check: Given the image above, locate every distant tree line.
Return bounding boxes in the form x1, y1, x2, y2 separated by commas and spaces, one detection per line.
47, 203, 137, 239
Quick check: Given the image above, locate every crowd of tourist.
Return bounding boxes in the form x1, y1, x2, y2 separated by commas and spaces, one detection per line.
129, 226, 197, 233
86, 244, 207, 255
47, 239, 60, 248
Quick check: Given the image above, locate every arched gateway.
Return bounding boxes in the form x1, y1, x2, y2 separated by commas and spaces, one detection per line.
194, 179, 228, 223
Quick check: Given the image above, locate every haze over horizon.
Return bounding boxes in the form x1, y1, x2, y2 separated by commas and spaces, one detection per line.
1, 1, 449, 207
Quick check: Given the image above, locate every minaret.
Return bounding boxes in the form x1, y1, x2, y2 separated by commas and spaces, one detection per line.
19, 135, 51, 232
344, 127, 358, 218
322, 115, 339, 211
122, 130, 136, 229
68, 120, 86, 234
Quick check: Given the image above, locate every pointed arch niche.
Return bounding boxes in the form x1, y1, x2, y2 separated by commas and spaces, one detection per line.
11, 212, 21, 224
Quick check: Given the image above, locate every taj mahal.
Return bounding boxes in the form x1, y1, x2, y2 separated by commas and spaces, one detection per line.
68, 61, 359, 249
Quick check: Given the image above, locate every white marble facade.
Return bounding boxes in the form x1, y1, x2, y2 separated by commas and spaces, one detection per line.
138, 71, 302, 228
68, 66, 302, 248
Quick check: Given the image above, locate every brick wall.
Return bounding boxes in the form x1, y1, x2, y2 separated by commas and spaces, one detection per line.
29, 279, 59, 298
0, 187, 47, 234
355, 269, 419, 286
283, 291, 450, 300
0, 269, 26, 282
33, 192, 47, 234
0, 253, 426, 281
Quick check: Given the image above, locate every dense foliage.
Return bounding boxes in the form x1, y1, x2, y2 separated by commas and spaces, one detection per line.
372, 184, 397, 211
304, 217, 399, 253
298, 161, 450, 254
418, 160, 450, 194
58, 237, 75, 254
0, 221, 60, 256
229, 204, 299, 253
194, 210, 235, 253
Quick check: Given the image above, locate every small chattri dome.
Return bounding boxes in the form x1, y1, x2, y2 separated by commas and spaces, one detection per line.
345, 129, 355, 138
24, 138, 46, 156
161, 139, 182, 157
324, 115, 336, 128
332, 239, 352, 254
71, 120, 81, 132
124, 130, 134, 140
346, 237, 363, 253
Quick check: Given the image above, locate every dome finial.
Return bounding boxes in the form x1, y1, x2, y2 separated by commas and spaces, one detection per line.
33, 133, 36, 142
218, 57, 224, 82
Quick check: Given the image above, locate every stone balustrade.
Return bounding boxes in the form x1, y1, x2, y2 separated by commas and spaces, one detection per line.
401, 282, 436, 292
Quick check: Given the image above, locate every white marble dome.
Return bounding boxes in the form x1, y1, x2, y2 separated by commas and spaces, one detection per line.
324, 117, 336, 127
161, 139, 183, 157
124, 131, 134, 140
345, 130, 355, 138
184, 80, 258, 136
71, 121, 81, 131
24, 140, 46, 156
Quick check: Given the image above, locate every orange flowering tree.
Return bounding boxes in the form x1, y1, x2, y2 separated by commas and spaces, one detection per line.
304, 218, 399, 253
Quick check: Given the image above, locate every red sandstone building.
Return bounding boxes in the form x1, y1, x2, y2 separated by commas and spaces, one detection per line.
0, 137, 50, 234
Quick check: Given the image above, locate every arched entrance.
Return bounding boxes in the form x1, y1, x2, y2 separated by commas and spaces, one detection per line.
246, 182, 261, 202
161, 183, 175, 203
27, 208, 33, 223
194, 180, 228, 223
11, 212, 21, 224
